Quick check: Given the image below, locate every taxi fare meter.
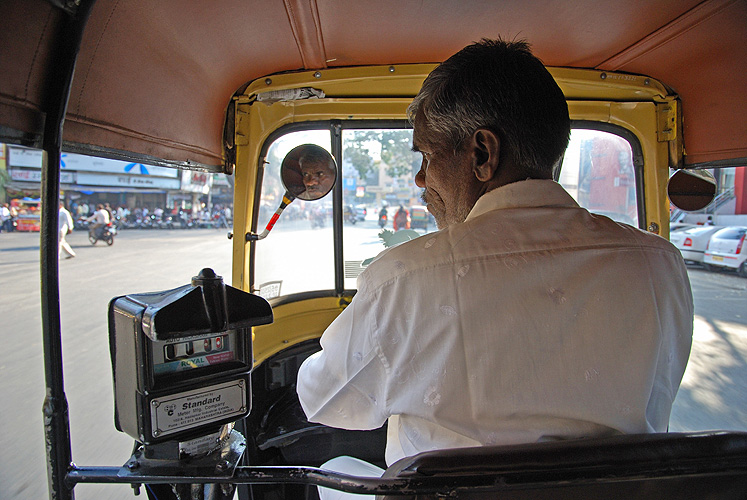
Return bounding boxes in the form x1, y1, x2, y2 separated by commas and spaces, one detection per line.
109, 268, 272, 446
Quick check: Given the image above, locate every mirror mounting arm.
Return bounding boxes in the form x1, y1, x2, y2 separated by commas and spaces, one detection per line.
246, 143, 337, 242
246, 193, 295, 242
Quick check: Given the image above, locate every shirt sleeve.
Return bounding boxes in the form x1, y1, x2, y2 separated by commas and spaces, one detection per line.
296, 284, 390, 431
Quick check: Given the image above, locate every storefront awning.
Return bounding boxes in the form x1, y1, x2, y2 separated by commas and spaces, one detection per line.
64, 185, 167, 194
5, 182, 170, 195
4, 181, 42, 195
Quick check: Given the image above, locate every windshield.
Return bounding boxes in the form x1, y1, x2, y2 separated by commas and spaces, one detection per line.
254, 126, 638, 298
254, 130, 334, 298
559, 129, 639, 227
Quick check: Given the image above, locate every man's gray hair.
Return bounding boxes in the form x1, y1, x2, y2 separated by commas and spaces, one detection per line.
407, 38, 570, 178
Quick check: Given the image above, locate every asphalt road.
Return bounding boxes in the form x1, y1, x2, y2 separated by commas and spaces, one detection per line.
0, 228, 745, 500
0, 228, 234, 500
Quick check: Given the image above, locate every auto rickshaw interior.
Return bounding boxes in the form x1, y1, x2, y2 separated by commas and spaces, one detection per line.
1, 0, 746, 499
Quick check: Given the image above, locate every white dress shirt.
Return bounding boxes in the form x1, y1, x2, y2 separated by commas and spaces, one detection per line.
297, 179, 693, 466
87, 208, 109, 225
59, 207, 74, 232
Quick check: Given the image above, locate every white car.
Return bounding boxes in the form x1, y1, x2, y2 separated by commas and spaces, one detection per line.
670, 222, 696, 233
669, 226, 723, 264
703, 226, 747, 277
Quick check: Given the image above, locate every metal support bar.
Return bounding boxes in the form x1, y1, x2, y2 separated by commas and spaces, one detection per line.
66, 465, 470, 496
63, 458, 747, 497
331, 121, 344, 294
40, 2, 96, 500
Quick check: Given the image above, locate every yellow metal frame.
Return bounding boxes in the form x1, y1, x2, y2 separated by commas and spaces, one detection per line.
231, 64, 679, 365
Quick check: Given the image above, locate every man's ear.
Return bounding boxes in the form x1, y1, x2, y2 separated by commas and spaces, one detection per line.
470, 128, 500, 182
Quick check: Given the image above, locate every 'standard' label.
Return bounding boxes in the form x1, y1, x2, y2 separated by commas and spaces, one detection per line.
150, 379, 247, 438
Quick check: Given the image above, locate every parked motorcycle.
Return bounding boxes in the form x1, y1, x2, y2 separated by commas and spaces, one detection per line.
88, 222, 116, 245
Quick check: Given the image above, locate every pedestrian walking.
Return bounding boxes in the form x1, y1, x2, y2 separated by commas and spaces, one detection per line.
59, 202, 76, 259
0, 203, 10, 232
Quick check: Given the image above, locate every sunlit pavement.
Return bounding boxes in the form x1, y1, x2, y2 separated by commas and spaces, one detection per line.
670, 266, 747, 432
0, 229, 745, 499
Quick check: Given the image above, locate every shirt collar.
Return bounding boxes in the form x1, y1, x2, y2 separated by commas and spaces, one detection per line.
466, 179, 579, 221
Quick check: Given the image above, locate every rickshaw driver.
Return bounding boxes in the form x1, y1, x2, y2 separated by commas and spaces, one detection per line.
297, 38, 694, 492
85, 203, 110, 238
297, 148, 336, 200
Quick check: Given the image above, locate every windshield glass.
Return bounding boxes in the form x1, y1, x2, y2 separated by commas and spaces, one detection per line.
559, 129, 638, 227
341, 128, 437, 288
254, 130, 334, 298
254, 126, 639, 298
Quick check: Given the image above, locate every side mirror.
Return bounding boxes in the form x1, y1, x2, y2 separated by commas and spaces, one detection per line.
246, 144, 337, 241
667, 169, 716, 212
281, 144, 337, 201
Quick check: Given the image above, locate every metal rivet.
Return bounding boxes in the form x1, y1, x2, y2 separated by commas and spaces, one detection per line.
314, 71, 322, 78
265, 78, 272, 85
389, 66, 395, 73
600, 73, 607, 80
216, 460, 230, 472
648, 222, 660, 234
127, 460, 140, 470
644, 78, 650, 85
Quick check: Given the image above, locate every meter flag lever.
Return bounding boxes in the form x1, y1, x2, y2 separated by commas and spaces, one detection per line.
136, 268, 273, 341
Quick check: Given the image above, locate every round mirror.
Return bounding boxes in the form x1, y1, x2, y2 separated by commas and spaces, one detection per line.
281, 144, 337, 201
667, 169, 717, 212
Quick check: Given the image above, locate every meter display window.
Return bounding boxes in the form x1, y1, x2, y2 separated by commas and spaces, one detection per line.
153, 331, 237, 376
149, 330, 249, 387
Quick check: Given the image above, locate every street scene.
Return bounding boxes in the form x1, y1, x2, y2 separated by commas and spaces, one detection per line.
0, 222, 746, 500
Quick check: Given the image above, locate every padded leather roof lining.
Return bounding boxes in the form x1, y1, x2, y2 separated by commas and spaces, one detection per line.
0, 0, 745, 170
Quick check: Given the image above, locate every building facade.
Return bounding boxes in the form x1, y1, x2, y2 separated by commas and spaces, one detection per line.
2, 144, 229, 216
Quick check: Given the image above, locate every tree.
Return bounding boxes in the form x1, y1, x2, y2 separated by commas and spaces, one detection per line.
344, 131, 377, 179
379, 130, 419, 178
344, 130, 418, 180
0, 168, 10, 203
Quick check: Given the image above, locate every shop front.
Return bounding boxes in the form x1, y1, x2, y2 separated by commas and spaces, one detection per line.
6, 146, 183, 214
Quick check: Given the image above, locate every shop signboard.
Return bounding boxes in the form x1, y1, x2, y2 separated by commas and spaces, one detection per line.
11, 169, 75, 184
8, 147, 178, 178
76, 172, 180, 190
180, 170, 213, 193
212, 173, 231, 187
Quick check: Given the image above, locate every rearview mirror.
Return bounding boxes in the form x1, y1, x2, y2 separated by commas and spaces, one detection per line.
246, 144, 337, 241
667, 169, 717, 212
281, 144, 337, 201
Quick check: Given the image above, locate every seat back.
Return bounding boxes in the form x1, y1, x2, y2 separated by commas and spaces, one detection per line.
377, 432, 747, 499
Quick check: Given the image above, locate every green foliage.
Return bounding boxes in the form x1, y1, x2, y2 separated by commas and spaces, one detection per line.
379, 130, 419, 178
378, 228, 421, 248
344, 131, 376, 178
0, 168, 9, 203
344, 130, 418, 180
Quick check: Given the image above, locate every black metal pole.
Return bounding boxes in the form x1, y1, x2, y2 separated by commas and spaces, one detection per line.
330, 121, 344, 294
40, 2, 96, 500
65, 465, 466, 495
